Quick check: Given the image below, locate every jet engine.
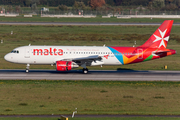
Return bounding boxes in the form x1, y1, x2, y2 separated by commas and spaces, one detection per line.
56, 61, 79, 71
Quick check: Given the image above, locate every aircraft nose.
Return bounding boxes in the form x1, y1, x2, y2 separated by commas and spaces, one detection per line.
4, 53, 12, 62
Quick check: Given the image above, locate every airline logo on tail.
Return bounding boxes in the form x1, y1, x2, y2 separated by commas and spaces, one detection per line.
153, 29, 169, 48
140, 20, 173, 49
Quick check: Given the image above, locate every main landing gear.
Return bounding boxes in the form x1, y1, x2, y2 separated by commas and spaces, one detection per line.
26, 64, 30, 73
83, 68, 88, 74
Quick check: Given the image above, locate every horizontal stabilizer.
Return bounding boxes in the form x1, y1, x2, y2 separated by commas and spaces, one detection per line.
152, 50, 170, 56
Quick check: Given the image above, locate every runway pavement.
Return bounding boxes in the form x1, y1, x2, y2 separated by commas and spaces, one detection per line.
0, 22, 173, 26
0, 69, 180, 81
0, 22, 161, 26
0, 22, 180, 26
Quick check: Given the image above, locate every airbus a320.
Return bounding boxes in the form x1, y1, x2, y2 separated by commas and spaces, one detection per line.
4, 20, 176, 73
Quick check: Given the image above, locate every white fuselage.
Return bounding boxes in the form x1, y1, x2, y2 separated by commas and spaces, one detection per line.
4, 46, 122, 66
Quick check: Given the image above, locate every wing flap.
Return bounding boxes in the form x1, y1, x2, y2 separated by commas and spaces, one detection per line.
72, 55, 101, 61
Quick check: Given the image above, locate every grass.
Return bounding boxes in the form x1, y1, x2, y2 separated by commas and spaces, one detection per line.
1, 117, 180, 120
0, 117, 180, 120
1, 80, 180, 115
1, 16, 180, 23
0, 25, 179, 70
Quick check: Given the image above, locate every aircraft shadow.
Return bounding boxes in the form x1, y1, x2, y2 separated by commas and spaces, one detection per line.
0, 69, 179, 75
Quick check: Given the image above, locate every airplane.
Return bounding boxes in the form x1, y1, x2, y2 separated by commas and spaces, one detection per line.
4, 20, 176, 74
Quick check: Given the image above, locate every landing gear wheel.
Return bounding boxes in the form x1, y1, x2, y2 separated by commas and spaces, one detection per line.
26, 64, 30, 73
83, 68, 88, 74
26, 69, 29, 73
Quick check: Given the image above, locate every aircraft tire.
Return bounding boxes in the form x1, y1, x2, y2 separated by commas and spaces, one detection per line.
83, 68, 88, 74
26, 69, 29, 73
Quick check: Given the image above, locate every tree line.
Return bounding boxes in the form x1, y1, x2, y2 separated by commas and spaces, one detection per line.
0, 0, 180, 11
0, 0, 179, 6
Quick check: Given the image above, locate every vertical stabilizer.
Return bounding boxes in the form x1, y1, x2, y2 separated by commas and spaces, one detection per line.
140, 20, 173, 48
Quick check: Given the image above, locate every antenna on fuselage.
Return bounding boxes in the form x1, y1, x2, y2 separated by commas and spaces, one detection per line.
103, 44, 106, 47
133, 41, 136, 47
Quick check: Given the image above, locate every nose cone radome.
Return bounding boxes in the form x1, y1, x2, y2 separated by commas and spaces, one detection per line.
4, 53, 13, 62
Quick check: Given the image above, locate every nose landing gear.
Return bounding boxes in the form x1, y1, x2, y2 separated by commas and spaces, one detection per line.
26, 64, 30, 73
83, 68, 88, 74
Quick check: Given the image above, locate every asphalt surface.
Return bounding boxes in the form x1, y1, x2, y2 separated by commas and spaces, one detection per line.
1, 22, 180, 26
0, 22, 168, 26
0, 69, 180, 81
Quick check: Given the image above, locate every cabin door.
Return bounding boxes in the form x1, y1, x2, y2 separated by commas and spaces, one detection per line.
137, 49, 143, 59
25, 48, 30, 58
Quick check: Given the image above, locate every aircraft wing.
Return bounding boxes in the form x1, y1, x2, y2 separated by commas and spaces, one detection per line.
72, 55, 101, 61
59, 55, 103, 66
60, 55, 101, 61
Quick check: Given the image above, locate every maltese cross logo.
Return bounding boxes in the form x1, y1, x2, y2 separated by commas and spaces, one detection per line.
153, 29, 169, 48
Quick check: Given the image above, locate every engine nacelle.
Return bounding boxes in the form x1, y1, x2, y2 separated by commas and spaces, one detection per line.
56, 61, 79, 71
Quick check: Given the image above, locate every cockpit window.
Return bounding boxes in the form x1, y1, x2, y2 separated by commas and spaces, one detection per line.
11, 50, 19, 54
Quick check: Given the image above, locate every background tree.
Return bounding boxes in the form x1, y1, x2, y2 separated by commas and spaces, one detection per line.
130, 0, 150, 6
161, 3, 178, 10
176, 0, 180, 8
165, 0, 174, 4
15, 5, 21, 12
153, 0, 165, 10
72, 1, 86, 10
7, 5, 13, 13
24, 0, 32, 7
105, 0, 115, 6
58, 4, 68, 11
114, 0, 123, 6
96, 6, 107, 11
89, 0, 106, 10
